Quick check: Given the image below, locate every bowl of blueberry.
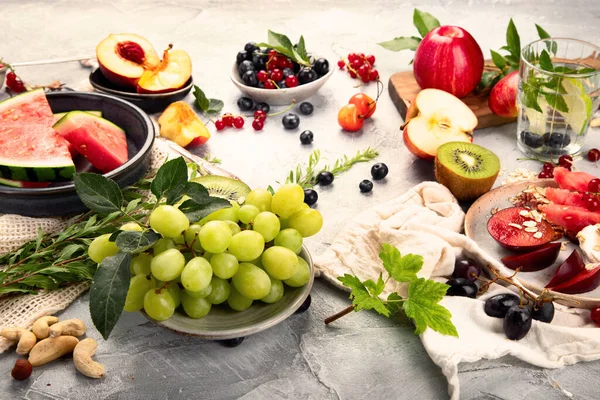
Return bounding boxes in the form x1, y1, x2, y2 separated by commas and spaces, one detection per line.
231, 41, 333, 106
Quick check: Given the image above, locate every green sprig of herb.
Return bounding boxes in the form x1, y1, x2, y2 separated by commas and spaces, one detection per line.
202, 154, 222, 164
255, 30, 311, 67
192, 85, 224, 115
327, 244, 458, 337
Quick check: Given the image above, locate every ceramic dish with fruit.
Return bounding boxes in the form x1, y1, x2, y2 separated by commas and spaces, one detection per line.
230, 31, 333, 105
466, 165, 600, 307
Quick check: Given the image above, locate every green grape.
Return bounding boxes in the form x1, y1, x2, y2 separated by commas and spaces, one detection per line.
227, 285, 253, 311
225, 220, 241, 236
174, 234, 186, 245
288, 208, 323, 237
248, 256, 264, 269
261, 277, 284, 304
261, 246, 298, 280
228, 231, 264, 261
181, 292, 212, 319
274, 229, 303, 254
183, 224, 203, 252
185, 284, 212, 298
199, 221, 232, 253
245, 188, 273, 212
150, 248, 185, 281
238, 204, 260, 224
130, 253, 152, 275
271, 183, 304, 218
120, 222, 143, 232
153, 237, 176, 256
165, 282, 181, 308
149, 205, 190, 238
180, 257, 213, 292
200, 201, 240, 224
279, 217, 290, 230
143, 288, 176, 321
124, 274, 156, 312
203, 252, 214, 262
210, 252, 239, 279
253, 212, 280, 242
88, 234, 119, 263
284, 257, 311, 287
206, 277, 230, 305
232, 263, 271, 300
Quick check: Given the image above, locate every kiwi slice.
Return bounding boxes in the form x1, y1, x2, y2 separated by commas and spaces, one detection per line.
191, 175, 251, 202
434, 142, 500, 201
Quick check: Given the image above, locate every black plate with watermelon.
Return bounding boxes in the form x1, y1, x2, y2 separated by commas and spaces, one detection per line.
0, 90, 154, 217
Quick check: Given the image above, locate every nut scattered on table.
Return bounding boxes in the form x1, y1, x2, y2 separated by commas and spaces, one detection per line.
73, 338, 105, 379
48, 318, 86, 338
32, 316, 59, 340
11, 359, 33, 381
1, 327, 37, 355
28, 336, 79, 367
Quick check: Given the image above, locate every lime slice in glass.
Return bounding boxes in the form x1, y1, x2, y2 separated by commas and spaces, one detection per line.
561, 78, 593, 135
524, 97, 549, 135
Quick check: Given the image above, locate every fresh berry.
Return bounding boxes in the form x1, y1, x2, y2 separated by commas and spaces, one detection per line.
317, 171, 334, 186
366, 55, 376, 65
239, 60, 255, 75
299, 102, 314, 116
591, 307, 600, 326
252, 119, 264, 131
558, 155, 573, 168
242, 70, 258, 87
588, 178, 600, 193
357, 65, 370, 78
370, 163, 388, 180
349, 93, 376, 119
237, 97, 255, 111
277, 80, 287, 89
255, 102, 270, 114
237, 51, 249, 65
585, 194, 600, 212
285, 75, 299, 88
282, 68, 295, 78
298, 68, 317, 84
264, 80, 276, 90
267, 56, 280, 71
538, 171, 551, 179
300, 130, 314, 145
215, 119, 225, 131
543, 132, 571, 149
304, 189, 318, 206
254, 110, 267, 120
348, 53, 359, 63
503, 305, 532, 340
233, 116, 245, 129
484, 293, 520, 318
520, 131, 544, 149
282, 113, 300, 130
313, 58, 329, 76
531, 301, 555, 323
244, 42, 258, 53
588, 148, 600, 162
359, 179, 373, 193
257, 70, 269, 82
268, 49, 278, 57
349, 71, 357, 79
445, 278, 477, 298
6, 72, 25, 93
338, 104, 364, 132
453, 258, 482, 282
542, 162, 555, 173
368, 69, 379, 81
337, 60, 345, 69
222, 114, 234, 127
270, 69, 283, 82
361, 75, 370, 83
350, 59, 362, 69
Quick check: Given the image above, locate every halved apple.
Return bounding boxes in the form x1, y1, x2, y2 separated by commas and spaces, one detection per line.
137, 46, 192, 94
96, 34, 160, 89
402, 89, 477, 160
158, 101, 210, 148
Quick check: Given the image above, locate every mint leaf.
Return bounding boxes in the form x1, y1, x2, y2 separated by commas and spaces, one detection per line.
536, 24, 551, 39
490, 50, 508, 70
193, 85, 209, 112
522, 72, 543, 113
337, 274, 389, 317
544, 92, 569, 113
151, 157, 188, 201
74, 173, 123, 215
115, 231, 159, 254
379, 243, 422, 283
378, 36, 421, 52
506, 19, 521, 59
539, 50, 554, 72
413, 9, 440, 38
206, 99, 224, 114
403, 278, 458, 337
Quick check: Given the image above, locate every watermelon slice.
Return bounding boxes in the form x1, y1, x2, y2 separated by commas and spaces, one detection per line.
542, 204, 600, 233
0, 177, 51, 188
53, 111, 128, 173
53, 110, 103, 125
544, 187, 587, 208
0, 124, 76, 182
0, 89, 54, 126
553, 166, 597, 192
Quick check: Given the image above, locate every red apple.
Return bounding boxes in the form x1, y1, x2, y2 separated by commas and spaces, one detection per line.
413, 26, 484, 99
489, 71, 519, 118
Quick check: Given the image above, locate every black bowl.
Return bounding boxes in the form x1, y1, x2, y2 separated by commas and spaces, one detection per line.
89, 68, 193, 113
0, 91, 154, 217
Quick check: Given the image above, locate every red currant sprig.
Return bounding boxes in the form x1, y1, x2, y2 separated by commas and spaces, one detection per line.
250, 100, 296, 132
215, 113, 245, 131
337, 53, 379, 84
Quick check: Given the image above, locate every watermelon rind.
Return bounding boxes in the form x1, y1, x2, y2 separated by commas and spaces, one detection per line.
0, 177, 51, 188
53, 110, 102, 121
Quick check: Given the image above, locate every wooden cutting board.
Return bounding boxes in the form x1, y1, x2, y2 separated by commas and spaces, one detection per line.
388, 70, 516, 130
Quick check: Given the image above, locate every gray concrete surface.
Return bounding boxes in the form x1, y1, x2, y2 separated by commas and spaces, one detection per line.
1, 0, 600, 398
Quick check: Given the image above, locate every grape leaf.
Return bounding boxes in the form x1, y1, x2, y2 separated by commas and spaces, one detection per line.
74, 173, 123, 215
413, 9, 440, 38
403, 278, 458, 337
337, 274, 389, 317
115, 230, 159, 254
378, 36, 421, 52
151, 157, 188, 201
379, 243, 422, 283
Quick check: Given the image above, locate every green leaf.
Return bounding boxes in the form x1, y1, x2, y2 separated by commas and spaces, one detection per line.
35, 227, 44, 252
490, 50, 508, 70
74, 173, 123, 215
378, 36, 421, 52
125, 198, 142, 214
477, 70, 501, 93
21, 275, 58, 290
543, 92, 569, 113
166, 183, 187, 205
413, 9, 441, 38
151, 157, 188, 201
386, 292, 404, 314
184, 182, 210, 204
267, 185, 275, 195
179, 197, 231, 222
268, 30, 295, 52
337, 274, 389, 317
193, 85, 209, 112
363, 273, 385, 297
115, 231, 159, 254
89, 252, 132, 340
379, 243, 422, 283
403, 278, 458, 337
536, 24, 551, 39
206, 99, 224, 114
506, 18, 521, 59
539, 50, 554, 72
296, 35, 308, 60
256, 30, 310, 66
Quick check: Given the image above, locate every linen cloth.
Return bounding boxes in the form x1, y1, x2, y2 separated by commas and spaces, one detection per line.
314, 181, 600, 400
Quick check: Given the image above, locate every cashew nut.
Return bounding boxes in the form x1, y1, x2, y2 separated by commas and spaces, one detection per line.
32, 316, 59, 340
28, 336, 79, 367
73, 338, 105, 378
48, 318, 86, 338
1, 327, 37, 355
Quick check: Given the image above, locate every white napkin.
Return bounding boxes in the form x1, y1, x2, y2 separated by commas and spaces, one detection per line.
314, 181, 600, 400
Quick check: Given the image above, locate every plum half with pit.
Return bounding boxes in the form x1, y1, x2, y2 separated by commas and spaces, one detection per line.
487, 207, 555, 253
500, 242, 561, 272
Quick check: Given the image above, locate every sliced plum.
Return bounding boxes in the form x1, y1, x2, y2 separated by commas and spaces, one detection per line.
545, 249, 585, 289
550, 263, 600, 294
487, 207, 554, 253
501, 242, 561, 271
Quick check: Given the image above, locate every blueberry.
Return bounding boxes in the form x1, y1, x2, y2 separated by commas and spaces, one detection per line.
282, 68, 295, 78
237, 97, 255, 111
445, 278, 478, 298
257, 81, 265, 89
359, 179, 373, 193
299, 102, 314, 116
282, 113, 300, 130
544, 132, 571, 149
298, 68, 317, 84
370, 163, 388, 180
313, 58, 330, 76
520, 131, 544, 148
244, 42, 258, 53
277, 80, 287, 89
292, 61, 301, 73
317, 171, 334, 186
304, 189, 318, 206
484, 293, 520, 318
242, 70, 258, 87
503, 305, 532, 340
236, 51, 250, 65
252, 52, 267, 70
531, 301, 554, 323
300, 130, 314, 145
254, 102, 270, 114
238, 60, 255, 76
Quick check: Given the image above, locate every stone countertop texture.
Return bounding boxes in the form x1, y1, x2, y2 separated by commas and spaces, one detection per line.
1, 0, 600, 399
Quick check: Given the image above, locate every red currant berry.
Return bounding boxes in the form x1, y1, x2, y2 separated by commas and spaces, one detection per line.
351, 59, 362, 69
270, 69, 283, 82
357, 65, 370, 78
358, 53, 365, 59
592, 307, 600, 326
254, 110, 266, 120
361, 75, 370, 83
264, 80, 276, 89
588, 148, 600, 162
558, 155, 573, 168
252, 119, 264, 131
589, 178, 600, 193
222, 114, 234, 127
337, 60, 345, 69
348, 53, 358, 63
349, 71, 357, 79
233, 116, 244, 129
6, 72, 25, 93
366, 55, 376, 65
369, 69, 379, 81
277, 58, 290, 69
257, 70, 269, 82
585, 195, 600, 212
6, 72, 16, 83
542, 162, 555, 173
215, 119, 225, 131
285, 75, 299, 87
267, 56, 279, 70
538, 171, 550, 179
268, 50, 278, 57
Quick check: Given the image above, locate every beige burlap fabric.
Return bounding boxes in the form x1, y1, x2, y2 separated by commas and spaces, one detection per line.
0, 142, 173, 353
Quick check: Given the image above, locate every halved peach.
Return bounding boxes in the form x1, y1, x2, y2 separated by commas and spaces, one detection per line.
137, 46, 192, 94
158, 101, 209, 148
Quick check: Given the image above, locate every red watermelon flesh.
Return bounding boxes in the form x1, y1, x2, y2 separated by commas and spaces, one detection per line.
0, 89, 54, 126
553, 166, 597, 192
53, 111, 128, 173
544, 187, 587, 208
542, 204, 600, 233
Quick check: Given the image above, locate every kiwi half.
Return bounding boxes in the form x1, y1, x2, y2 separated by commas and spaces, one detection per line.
191, 175, 251, 202
434, 142, 500, 202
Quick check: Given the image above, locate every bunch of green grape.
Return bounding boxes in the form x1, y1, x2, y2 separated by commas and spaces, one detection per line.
88, 183, 323, 321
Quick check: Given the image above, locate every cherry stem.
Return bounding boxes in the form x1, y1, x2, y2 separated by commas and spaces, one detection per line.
267, 100, 296, 118
324, 305, 354, 325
